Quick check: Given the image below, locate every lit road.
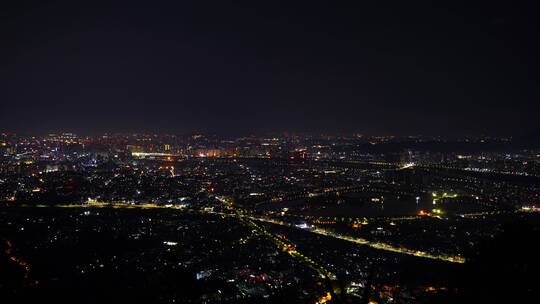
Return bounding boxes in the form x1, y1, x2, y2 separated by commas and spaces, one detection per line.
218, 196, 465, 263
19, 200, 470, 263
21, 197, 524, 264
246, 216, 466, 264
255, 184, 418, 208
215, 196, 343, 298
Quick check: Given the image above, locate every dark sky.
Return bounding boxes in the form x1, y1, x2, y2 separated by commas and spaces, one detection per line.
1, 1, 539, 136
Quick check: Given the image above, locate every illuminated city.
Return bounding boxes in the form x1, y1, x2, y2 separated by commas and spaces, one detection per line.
1, 132, 539, 303
2, 1, 540, 303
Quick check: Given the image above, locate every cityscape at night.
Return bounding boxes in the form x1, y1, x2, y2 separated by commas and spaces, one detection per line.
2, 1, 540, 303
1, 133, 539, 303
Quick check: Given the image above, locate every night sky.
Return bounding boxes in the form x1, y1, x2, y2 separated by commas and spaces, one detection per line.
1, 1, 539, 136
